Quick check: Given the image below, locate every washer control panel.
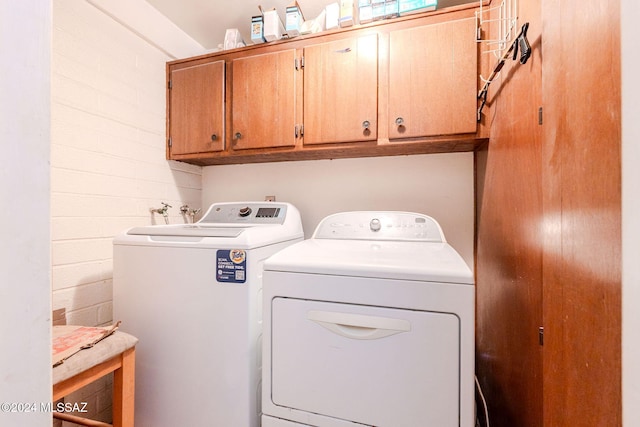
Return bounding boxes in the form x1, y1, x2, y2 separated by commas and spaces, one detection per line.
313, 211, 445, 242
199, 202, 288, 224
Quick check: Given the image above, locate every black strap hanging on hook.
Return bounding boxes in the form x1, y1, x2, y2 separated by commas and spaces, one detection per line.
515, 22, 532, 64
477, 22, 532, 121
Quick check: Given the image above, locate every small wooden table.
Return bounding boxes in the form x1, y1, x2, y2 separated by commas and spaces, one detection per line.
52, 325, 137, 427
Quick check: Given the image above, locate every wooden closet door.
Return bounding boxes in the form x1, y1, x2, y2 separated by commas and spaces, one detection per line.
476, 0, 622, 425
542, 0, 622, 425
474, 1, 544, 426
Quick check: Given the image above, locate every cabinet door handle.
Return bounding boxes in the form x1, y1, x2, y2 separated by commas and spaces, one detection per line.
362, 120, 371, 130
234, 132, 242, 140
211, 134, 218, 141
395, 117, 404, 126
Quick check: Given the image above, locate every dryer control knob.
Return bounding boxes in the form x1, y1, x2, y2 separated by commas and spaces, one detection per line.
239, 207, 252, 217
370, 218, 381, 232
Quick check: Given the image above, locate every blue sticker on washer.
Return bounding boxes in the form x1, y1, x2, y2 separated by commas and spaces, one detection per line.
216, 249, 247, 283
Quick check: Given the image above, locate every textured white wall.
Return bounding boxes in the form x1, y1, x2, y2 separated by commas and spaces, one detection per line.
51, 0, 203, 422
52, 0, 202, 325
0, 1, 52, 426
202, 153, 475, 270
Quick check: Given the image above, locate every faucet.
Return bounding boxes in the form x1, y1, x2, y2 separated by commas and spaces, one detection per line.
189, 208, 202, 223
180, 204, 201, 224
150, 202, 172, 224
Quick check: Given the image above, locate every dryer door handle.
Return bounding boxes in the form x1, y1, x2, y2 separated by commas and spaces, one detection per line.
307, 310, 411, 340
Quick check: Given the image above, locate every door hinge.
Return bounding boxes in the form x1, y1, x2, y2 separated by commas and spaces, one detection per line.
168, 80, 172, 90
538, 326, 544, 346
538, 107, 543, 125
168, 137, 172, 148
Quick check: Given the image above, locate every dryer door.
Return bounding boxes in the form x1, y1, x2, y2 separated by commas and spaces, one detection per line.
270, 297, 460, 427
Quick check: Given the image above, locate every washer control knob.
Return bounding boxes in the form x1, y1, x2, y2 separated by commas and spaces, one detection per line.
370, 218, 381, 232
239, 207, 252, 217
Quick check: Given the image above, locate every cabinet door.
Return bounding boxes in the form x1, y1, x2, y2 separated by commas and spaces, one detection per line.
168, 61, 225, 155
231, 50, 298, 150
388, 18, 477, 139
303, 34, 378, 145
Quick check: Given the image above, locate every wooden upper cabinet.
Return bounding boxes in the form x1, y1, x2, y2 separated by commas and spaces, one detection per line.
165, 5, 487, 165
303, 34, 379, 145
388, 17, 478, 139
231, 49, 298, 150
168, 61, 225, 156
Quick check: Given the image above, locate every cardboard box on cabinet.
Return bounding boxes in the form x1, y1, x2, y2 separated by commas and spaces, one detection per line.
286, 1, 305, 37
251, 15, 267, 44
325, 2, 340, 30
263, 8, 285, 41
398, 0, 437, 15
340, 0, 355, 27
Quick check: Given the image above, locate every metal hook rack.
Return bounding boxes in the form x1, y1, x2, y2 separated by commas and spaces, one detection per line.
474, 0, 532, 121
475, 0, 519, 59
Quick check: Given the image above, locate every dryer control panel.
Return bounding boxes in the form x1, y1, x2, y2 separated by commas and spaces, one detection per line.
313, 211, 445, 242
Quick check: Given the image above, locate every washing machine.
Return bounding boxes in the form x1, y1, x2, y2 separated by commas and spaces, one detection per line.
113, 202, 303, 427
261, 211, 475, 427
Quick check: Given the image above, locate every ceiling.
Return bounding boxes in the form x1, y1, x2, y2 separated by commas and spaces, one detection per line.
145, 0, 477, 50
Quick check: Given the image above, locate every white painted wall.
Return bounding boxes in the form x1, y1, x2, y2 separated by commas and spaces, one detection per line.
202, 153, 475, 269
51, 0, 202, 325
621, 0, 640, 424
51, 0, 204, 422
0, 1, 52, 426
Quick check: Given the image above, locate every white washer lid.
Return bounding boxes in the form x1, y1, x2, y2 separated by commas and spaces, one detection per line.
264, 238, 473, 284
126, 225, 245, 238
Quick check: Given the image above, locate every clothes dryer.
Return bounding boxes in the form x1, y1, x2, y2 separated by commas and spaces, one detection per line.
262, 211, 474, 427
